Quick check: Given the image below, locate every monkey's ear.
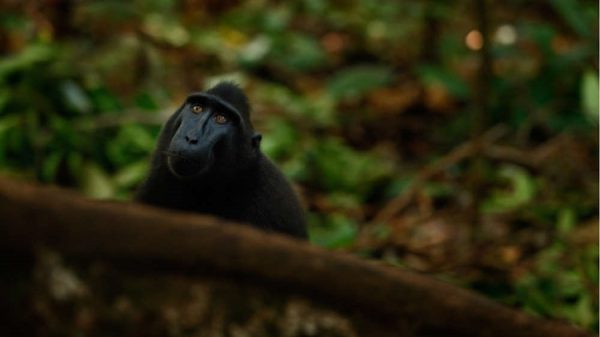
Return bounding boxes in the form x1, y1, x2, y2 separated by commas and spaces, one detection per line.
251, 133, 262, 149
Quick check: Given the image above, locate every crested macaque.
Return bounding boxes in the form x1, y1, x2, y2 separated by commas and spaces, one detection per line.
136, 82, 307, 239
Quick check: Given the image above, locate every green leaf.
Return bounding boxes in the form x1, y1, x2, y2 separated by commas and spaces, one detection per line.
304, 138, 394, 198
571, 295, 594, 328
41, 152, 63, 182
261, 118, 299, 160
0, 115, 19, 136
549, 0, 590, 37
88, 86, 122, 113
417, 65, 470, 99
112, 160, 149, 189
581, 69, 599, 123
423, 181, 454, 198
134, 92, 160, 111
143, 13, 190, 46
326, 192, 361, 211
0, 90, 9, 112
269, 33, 327, 71
309, 213, 358, 248
78, 2, 138, 23
78, 162, 115, 199
557, 271, 583, 298
239, 35, 272, 66
383, 177, 413, 200
0, 44, 55, 80
481, 165, 537, 214
61, 80, 92, 114
556, 208, 576, 237
106, 124, 156, 166
255, 83, 335, 125
521, 22, 556, 55
327, 65, 393, 100
262, 6, 291, 32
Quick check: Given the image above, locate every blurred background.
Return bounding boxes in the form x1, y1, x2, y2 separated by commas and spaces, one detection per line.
0, 0, 597, 332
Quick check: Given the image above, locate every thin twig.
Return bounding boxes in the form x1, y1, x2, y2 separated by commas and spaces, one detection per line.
372, 125, 508, 225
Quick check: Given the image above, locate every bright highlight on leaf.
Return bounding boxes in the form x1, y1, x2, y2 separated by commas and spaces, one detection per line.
495, 24, 517, 45
465, 29, 483, 50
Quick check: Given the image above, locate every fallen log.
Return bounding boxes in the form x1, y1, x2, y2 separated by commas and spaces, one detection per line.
0, 177, 591, 337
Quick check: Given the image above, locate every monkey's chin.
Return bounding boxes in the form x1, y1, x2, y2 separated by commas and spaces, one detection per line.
166, 155, 213, 180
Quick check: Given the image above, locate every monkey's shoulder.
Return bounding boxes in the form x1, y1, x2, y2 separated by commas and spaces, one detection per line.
234, 157, 307, 237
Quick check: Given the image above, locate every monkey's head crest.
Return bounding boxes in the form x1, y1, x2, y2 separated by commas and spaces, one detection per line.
205, 82, 252, 127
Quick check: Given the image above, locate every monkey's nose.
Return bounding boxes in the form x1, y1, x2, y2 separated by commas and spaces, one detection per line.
185, 135, 198, 144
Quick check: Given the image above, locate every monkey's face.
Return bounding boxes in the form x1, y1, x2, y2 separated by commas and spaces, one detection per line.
164, 93, 259, 180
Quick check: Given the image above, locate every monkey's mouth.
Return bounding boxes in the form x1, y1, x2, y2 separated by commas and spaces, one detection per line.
164, 151, 214, 179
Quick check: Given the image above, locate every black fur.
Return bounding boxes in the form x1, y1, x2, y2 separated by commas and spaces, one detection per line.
136, 82, 307, 239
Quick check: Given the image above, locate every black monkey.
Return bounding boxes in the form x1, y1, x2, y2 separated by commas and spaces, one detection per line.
136, 82, 307, 239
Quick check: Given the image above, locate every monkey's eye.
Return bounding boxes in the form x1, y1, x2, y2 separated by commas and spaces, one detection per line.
191, 105, 203, 114
213, 113, 228, 124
